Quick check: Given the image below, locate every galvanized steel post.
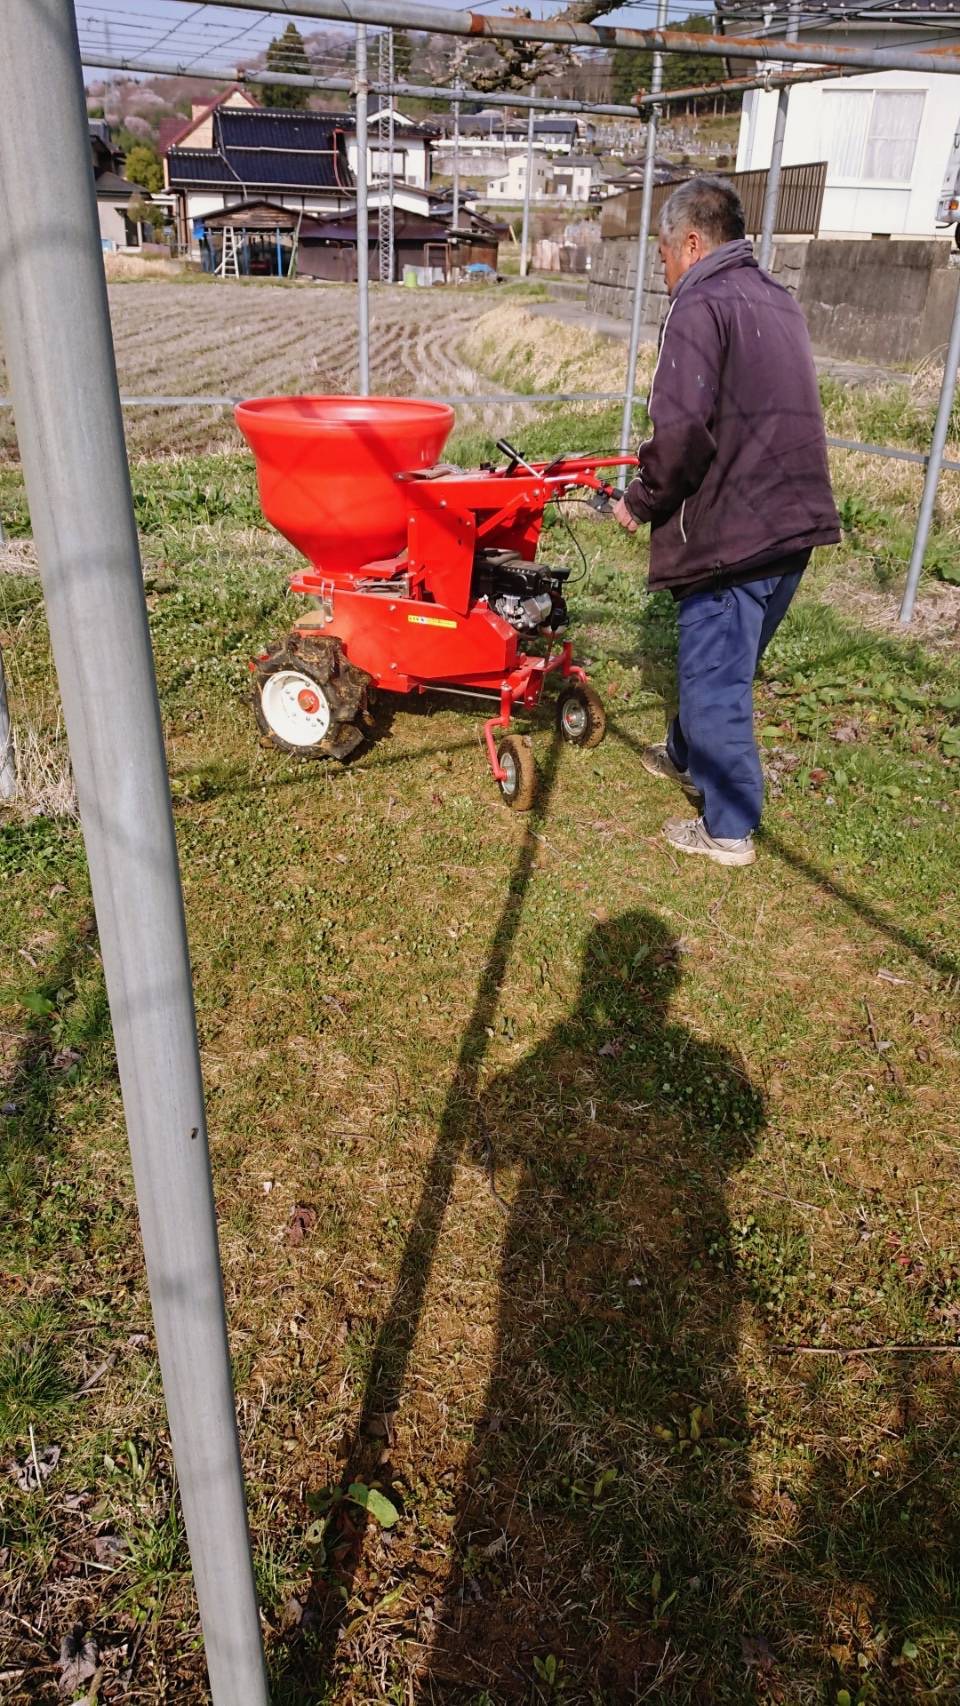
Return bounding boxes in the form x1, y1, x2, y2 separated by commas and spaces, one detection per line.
0, 5, 269, 1701
619, 0, 668, 459
355, 23, 371, 392
520, 108, 535, 279
757, 0, 800, 271
900, 276, 960, 624
452, 94, 461, 233
0, 648, 15, 803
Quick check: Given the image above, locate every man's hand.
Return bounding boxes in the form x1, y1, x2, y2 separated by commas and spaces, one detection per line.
612, 494, 639, 534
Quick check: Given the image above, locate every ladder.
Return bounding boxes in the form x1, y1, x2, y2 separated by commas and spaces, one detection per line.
377, 29, 395, 284
218, 223, 240, 278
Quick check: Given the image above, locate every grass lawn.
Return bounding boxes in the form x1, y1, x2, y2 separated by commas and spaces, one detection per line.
1, 392, 960, 1704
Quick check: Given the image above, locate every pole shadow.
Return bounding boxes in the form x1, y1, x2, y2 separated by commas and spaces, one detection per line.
272, 736, 565, 1696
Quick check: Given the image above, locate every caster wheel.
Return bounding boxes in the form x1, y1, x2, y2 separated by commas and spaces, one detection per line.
556, 682, 606, 749
496, 734, 537, 811
252, 634, 368, 760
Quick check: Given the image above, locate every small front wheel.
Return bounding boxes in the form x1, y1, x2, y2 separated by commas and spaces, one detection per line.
556, 683, 606, 749
496, 734, 537, 811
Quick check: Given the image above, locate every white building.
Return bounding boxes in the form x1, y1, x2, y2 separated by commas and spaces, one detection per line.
486, 150, 594, 203
725, 1, 960, 237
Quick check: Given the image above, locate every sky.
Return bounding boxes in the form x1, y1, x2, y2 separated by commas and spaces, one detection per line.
75, 0, 701, 81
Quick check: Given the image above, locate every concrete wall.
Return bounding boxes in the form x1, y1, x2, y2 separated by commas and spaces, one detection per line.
586, 235, 960, 366
796, 239, 960, 364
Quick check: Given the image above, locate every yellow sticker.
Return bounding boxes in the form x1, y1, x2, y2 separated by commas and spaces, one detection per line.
407, 614, 457, 629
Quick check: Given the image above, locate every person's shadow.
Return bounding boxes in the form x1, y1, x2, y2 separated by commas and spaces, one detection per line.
422, 909, 766, 1702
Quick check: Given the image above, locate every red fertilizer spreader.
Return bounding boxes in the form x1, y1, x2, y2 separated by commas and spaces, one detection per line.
236, 395, 633, 809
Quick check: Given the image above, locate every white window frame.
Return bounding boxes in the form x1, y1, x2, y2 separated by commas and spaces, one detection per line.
822, 86, 925, 188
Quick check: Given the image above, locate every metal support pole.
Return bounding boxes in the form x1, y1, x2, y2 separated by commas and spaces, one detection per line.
0, 648, 16, 803
0, 7, 269, 1702
84, 1, 960, 81
355, 23, 371, 393
452, 95, 461, 233
757, 0, 800, 271
386, 38, 396, 284
899, 279, 960, 624
520, 108, 535, 280
619, 0, 668, 459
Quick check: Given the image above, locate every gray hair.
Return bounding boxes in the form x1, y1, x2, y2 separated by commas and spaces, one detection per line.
659, 176, 746, 249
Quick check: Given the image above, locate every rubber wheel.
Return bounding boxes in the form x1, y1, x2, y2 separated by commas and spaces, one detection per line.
252, 632, 368, 761
556, 683, 606, 749
496, 735, 537, 811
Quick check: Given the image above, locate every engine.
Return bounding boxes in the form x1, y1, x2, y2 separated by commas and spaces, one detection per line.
473, 548, 569, 635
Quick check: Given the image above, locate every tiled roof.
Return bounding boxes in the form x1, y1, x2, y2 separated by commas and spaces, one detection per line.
166, 149, 242, 187
217, 108, 347, 151
167, 107, 353, 193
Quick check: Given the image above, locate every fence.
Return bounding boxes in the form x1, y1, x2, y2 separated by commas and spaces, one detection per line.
601, 161, 828, 240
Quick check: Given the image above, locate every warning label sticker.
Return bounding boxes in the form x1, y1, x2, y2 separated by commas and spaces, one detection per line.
407, 614, 457, 629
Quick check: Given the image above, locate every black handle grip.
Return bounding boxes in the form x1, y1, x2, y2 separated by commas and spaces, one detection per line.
495, 437, 523, 472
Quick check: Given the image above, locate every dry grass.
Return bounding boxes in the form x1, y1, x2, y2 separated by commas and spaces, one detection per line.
461, 300, 656, 400
102, 255, 182, 283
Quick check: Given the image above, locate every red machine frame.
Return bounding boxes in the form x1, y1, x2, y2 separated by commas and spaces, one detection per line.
282, 452, 634, 786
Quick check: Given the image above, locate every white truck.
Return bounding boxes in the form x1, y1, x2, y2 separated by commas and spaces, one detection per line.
937, 116, 960, 240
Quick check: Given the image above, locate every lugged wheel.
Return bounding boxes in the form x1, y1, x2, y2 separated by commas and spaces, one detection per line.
496, 734, 537, 811
252, 632, 369, 760
556, 683, 606, 750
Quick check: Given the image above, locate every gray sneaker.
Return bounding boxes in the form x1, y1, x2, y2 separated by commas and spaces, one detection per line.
641, 742, 704, 806
663, 815, 757, 867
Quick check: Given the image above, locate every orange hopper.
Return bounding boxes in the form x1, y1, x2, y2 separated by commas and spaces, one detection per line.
234, 395, 455, 573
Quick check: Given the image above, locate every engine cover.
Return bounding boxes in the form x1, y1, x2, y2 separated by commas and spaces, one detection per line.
472, 548, 569, 634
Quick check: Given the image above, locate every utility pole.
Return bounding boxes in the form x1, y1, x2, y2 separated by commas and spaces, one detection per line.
520, 107, 535, 278
619, 0, 668, 458
0, 6, 268, 1701
758, 0, 800, 272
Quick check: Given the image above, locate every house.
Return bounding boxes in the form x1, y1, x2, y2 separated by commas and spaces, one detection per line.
194, 191, 502, 280
90, 119, 142, 251
164, 91, 434, 258
723, 0, 960, 237
432, 111, 584, 179
293, 202, 503, 281
157, 85, 259, 155
359, 101, 434, 190
486, 149, 595, 203
165, 106, 355, 252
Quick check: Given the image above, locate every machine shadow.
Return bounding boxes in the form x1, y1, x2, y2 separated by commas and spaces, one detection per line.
272, 736, 565, 1693
418, 908, 765, 1701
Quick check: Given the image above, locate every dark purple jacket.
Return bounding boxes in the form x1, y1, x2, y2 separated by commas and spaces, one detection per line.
624, 241, 840, 596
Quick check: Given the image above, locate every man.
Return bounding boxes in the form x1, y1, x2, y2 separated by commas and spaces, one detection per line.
613, 177, 839, 867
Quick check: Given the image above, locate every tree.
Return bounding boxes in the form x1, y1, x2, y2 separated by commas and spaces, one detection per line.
127, 196, 167, 237
393, 30, 414, 84
124, 143, 164, 193
261, 23, 311, 109
611, 15, 727, 110
611, 44, 652, 107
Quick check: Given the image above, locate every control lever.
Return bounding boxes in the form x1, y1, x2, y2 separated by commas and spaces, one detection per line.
495, 437, 539, 477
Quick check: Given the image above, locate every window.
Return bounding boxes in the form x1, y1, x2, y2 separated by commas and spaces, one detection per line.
822, 87, 924, 184
122, 212, 141, 247
865, 91, 925, 181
